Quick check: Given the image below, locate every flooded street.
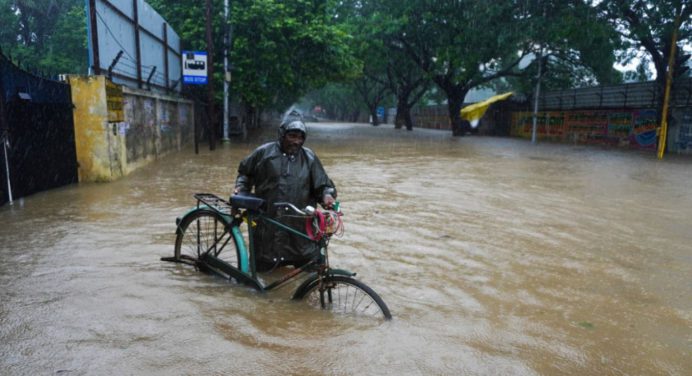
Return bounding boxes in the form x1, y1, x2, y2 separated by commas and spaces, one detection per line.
1, 122, 691, 375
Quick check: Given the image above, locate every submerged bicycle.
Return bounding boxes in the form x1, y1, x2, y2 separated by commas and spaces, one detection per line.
162, 193, 392, 320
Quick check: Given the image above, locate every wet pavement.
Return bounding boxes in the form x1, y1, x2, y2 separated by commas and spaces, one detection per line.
1, 122, 691, 375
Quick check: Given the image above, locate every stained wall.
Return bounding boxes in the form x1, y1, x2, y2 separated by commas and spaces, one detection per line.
69, 76, 193, 182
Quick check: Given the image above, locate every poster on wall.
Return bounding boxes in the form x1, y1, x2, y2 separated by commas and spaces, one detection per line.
511, 109, 658, 151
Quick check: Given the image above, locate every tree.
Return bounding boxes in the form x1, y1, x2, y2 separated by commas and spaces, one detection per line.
0, 0, 86, 74
384, 52, 430, 130
502, 1, 622, 142
150, 0, 358, 127
511, 1, 621, 93
596, 0, 691, 86
386, 1, 531, 136
334, 0, 430, 130
595, 0, 690, 144
353, 74, 389, 126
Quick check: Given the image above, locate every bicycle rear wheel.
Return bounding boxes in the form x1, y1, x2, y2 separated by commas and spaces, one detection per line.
174, 209, 240, 269
294, 275, 392, 320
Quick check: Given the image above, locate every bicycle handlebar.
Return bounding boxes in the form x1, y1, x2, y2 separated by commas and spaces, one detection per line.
274, 202, 315, 217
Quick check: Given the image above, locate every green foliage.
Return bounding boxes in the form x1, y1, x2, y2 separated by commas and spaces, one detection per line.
595, 0, 691, 82
368, 0, 533, 133
6, 0, 683, 133
150, 0, 358, 114
232, 0, 358, 111
0, 1, 19, 48
506, 0, 622, 96
327, 0, 430, 127
0, 0, 87, 74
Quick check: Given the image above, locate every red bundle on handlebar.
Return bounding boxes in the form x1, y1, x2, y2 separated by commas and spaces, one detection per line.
306, 209, 343, 240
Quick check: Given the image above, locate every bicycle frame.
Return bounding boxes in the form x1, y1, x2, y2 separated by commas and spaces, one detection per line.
171, 193, 353, 293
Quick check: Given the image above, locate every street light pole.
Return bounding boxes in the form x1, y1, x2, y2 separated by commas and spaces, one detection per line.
531, 49, 543, 145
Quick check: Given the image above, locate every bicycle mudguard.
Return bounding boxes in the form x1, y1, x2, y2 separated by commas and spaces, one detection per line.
290, 269, 357, 300
231, 225, 250, 273
175, 207, 232, 234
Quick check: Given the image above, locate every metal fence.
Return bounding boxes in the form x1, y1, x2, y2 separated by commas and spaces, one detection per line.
539, 78, 692, 110
1, 52, 78, 206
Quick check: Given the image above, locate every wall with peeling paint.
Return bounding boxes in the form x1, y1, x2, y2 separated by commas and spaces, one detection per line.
68, 76, 193, 182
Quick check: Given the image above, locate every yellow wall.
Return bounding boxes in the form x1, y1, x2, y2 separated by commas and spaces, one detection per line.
69, 76, 114, 182
69, 75, 194, 182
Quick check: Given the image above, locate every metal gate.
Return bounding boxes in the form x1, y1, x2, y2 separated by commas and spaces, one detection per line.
1, 52, 78, 206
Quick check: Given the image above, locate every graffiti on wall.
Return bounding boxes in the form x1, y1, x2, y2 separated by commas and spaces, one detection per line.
511, 109, 658, 150
631, 110, 657, 148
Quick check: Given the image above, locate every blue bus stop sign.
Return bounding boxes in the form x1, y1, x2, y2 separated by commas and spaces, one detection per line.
182, 51, 208, 85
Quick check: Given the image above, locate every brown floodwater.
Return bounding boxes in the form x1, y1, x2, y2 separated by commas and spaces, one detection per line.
1, 122, 690, 375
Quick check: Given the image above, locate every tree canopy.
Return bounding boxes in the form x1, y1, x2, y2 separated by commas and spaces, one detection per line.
1, 0, 689, 135
149, 0, 358, 124
595, 0, 690, 84
0, 0, 87, 75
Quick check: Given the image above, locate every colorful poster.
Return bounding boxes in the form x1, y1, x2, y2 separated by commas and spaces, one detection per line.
511, 109, 657, 152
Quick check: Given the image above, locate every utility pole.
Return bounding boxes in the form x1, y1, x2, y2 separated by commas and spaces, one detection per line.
531, 49, 543, 145
222, 0, 231, 142
657, 13, 681, 160
206, 0, 216, 151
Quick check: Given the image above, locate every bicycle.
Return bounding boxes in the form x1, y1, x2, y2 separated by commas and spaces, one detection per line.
162, 193, 392, 320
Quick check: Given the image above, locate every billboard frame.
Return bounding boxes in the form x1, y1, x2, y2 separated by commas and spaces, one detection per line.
86, 0, 182, 93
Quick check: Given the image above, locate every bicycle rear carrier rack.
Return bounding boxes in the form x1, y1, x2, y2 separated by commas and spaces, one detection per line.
194, 193, 233, 215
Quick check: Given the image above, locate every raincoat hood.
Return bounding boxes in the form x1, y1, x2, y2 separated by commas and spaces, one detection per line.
278, 120, 307, 140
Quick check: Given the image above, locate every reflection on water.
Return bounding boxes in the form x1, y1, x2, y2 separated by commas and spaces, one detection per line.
1, 123, 690, 375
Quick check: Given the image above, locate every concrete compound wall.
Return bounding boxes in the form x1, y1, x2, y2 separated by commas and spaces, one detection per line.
69, 75, 193, 182
511, 109, 659, 150
668, 108, 692, 153
510, 107, 692, 154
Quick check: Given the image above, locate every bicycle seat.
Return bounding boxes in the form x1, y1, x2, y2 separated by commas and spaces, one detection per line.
231, 194, 266, 211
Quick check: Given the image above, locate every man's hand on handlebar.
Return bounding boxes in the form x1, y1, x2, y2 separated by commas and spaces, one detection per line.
322, 194, 335, 209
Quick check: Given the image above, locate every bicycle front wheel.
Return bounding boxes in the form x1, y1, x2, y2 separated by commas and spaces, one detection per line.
174, 209, 240, 269
296, 275, 392, 320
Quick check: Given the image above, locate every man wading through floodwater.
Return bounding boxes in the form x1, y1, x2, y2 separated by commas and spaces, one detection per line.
233, 120, 337, 272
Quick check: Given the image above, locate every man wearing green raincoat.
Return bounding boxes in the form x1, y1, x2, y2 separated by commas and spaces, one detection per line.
233, 120, 337, 271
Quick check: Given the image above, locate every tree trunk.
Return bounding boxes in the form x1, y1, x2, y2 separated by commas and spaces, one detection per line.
394, 102, 404, 129
395, 101, 414, 131
370, 106, 380, 126
244, 105, 257, 129
447, 95, 467, 136
404, 109, 414, 131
